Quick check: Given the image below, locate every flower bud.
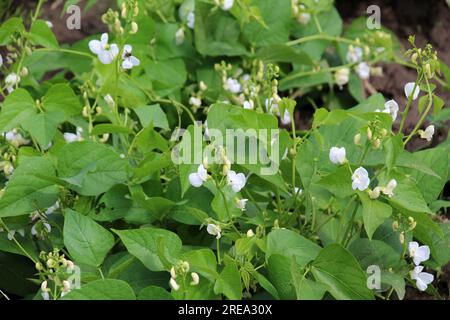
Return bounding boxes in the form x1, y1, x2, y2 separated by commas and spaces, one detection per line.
169, 277, 180, 291
367, 127, 373, 140
20, 67, 28, 77
373, 138, 381, 149
82, 106, 89, 118
170, 266, 177, 279
121, 3, 127, 18
182, 261, 190, 273
399, 232, 405, 244
392, 220, 399, 231
190, 272, 200, 286
199, 81, 208, 91
368, 187, 380, 199
354, 133, 361, 146
411, 53, 418, 64
246, 229, 255, 237
130, 22, 138, 34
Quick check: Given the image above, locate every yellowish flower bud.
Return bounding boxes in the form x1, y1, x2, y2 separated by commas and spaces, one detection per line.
354, 133, 361, 145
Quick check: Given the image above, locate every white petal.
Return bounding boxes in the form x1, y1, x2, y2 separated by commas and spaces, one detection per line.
189, 173, 203, 187
98, 50, 113, 64
88, 40, 102, 54
130, 56, 140, 66
417, 271, 434, 285
416, 278, 428, 291
404, 82, 420, 100
197, 164, 208, 181
414, 246, 430, 265
122, 58, 133, 69
123, 44, 132, 54
109, 44, 119, 59
100, 33, 109, 47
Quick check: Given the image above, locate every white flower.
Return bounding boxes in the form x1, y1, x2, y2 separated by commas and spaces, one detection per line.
5, 73, 20, 93
329, 147, 346, 165
66, 260, 75, 272
226, 170, 246, 192
7, 229, 25, 240
243, 100, 254, 109
408, 241, 430, 266
221, 0, 234, 11
384, 100, 399, 121
45, 21, 53, 28
235, 198, 248, 211
381, 179, 397, 198
5, 129, 30, 147
104, 94, 115, 107
294, 187, 303, 196
190, 272, 200, 285
63, 127, 83, 143
334, 68, 350, 88
265, 97, 280, 114
410, 266, 434, 292
88, 33, 119, 65
61, 280, 71, 297
31, 222, 51, 237
187, 11, 195, 29
207, 223, 222, 239
121, 44, 140, 69
175, 27, 185, 45
188, 164, 208, 187
169, 277, 180, 291
418, 125, 434, 142
0, 54, 3, 67
189, 96, 202, 108
355, 62, 370, 80
351, 167, 370, 191
404, 82, 420, 100
346, 46, 363, 63
297, 13, 311, 24
280, 109, 291, 125
41, 280, 50, 300
246, 229, 255, 237
224, 77, 241, 94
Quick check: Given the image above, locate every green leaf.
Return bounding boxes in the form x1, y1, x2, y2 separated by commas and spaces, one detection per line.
91, 124, 133, 136
0, 157, 58, 218
62, 279, 136, 300
348, 238, 407, 299
194, 2, 247, 56
42, 83, 82, 117
359, 192, 392, 240
113, 227, 182, 272
214, 263, 242, 300
144, 58, 187, 97
138, 285, 173, 300
243, 0, 292, 47
22, 111, 65, 147
182, 249, 218, 282
56, 141, 128, 196
311, 244, 375, 300
63, 209, 115, 267
28, 20, 58, 49
0, 89, 36, 132
134, 104, 169, 130
266, 254, 296, 299
433, 94, 445, 114
0, 17, 25, 45
266, 229, 321, 268
256, 45, 313, 65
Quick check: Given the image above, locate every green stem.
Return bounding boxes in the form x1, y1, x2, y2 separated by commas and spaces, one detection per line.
0, 218, 37, 264
216, 238, 221, 265
34, 48, 93, 59
399, 74, 422, 133
287, 34, 359, 47
404, 77, 433, 145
